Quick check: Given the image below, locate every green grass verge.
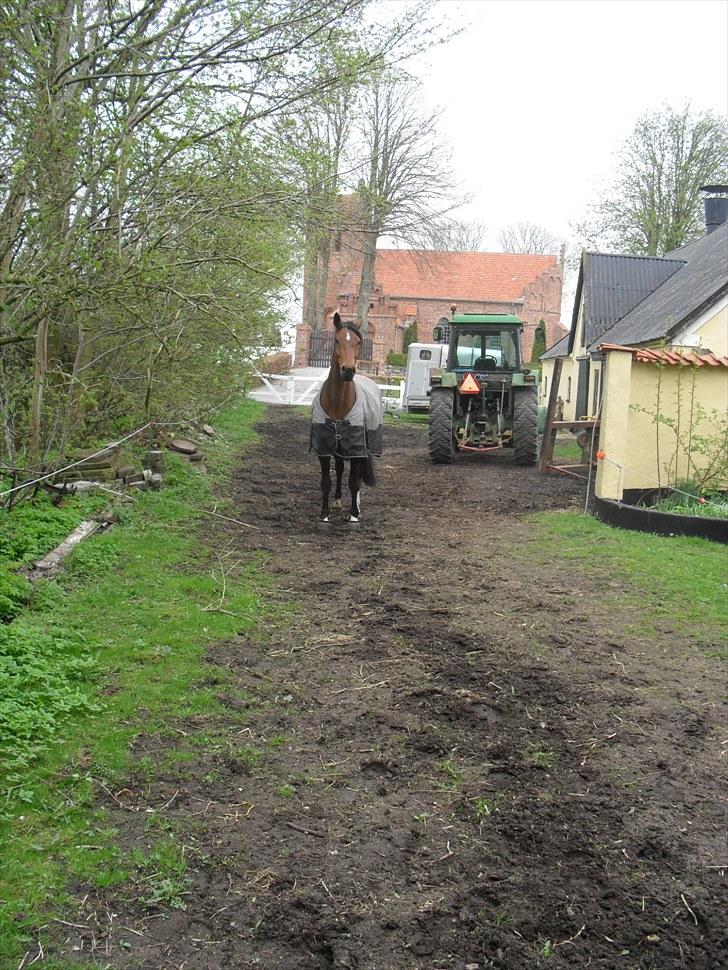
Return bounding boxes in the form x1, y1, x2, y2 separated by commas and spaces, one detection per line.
0, 492, 108, 622
532, 511, 728, 647
0, 398, 267, 966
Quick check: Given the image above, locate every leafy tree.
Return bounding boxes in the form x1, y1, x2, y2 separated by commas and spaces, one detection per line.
0, 0, 442, 470
576, 104, 728, 256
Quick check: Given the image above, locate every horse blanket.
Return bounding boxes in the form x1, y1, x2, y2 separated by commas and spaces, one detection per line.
310, 375, 383, 459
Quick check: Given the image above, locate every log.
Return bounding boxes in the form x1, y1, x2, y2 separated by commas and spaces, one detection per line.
26, 521, 103, 580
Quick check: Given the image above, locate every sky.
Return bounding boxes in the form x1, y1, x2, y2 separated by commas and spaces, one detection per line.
405, 0, 728, 252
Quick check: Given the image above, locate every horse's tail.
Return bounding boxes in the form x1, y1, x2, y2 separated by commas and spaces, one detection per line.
363, 456, 376, 487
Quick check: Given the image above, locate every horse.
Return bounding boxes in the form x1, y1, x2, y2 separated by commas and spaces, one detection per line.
310, 313, 384, 524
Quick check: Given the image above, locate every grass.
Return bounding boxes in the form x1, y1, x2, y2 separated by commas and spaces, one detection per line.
0, 398, 267, 966
551, 437, 584, 462
0, 491, 108, 622
531, 511, 728, 642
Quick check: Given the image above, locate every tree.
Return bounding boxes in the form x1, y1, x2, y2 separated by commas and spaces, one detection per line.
425, 218, 487, 252
576, 104, 728, 256
0, 0, 443, 469
498, 222, 559, 254
349, 74, 458, 334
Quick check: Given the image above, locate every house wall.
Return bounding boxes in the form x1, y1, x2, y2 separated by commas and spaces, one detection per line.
595, 349, 728, 499
540, 355, 578, 420
671, 300, 728, 357
695, 303, 728, 355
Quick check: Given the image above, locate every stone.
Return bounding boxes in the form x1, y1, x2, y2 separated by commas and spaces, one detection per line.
167, 438, 198, 455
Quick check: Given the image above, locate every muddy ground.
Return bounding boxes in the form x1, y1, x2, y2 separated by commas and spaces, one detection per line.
53, 408, 726, 969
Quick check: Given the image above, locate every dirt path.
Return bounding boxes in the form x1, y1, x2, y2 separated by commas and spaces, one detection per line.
59, 408, 726, 969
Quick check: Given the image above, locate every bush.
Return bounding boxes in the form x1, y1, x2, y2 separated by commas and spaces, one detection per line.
386, 351, 407, 368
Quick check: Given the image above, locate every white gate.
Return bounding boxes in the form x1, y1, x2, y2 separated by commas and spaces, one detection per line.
250, 373, 405, 411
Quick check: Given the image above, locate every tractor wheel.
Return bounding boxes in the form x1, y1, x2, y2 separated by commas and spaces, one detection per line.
428, 388, 457, 463
513, 386, 538, 465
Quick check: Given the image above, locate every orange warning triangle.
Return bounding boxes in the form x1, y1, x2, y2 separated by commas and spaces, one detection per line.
460, 372, 481, 393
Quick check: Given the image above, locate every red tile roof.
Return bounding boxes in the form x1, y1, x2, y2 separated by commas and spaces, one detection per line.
599, 343, 728, 366
374, 250, 558, 302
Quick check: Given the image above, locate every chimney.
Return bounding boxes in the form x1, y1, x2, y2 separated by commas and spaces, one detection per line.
700, 184, 728, 234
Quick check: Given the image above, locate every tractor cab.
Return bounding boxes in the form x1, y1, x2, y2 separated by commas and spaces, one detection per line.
447, 314, 523, 375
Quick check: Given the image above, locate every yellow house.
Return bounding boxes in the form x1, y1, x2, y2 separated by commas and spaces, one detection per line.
541, 250, 688, 421
542, 210, 728, 508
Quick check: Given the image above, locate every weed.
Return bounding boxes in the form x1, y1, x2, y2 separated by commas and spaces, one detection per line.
276, 784, 295, 799
437, 758, 464, 786
540, 939, 554, 958
474, 796, 497, 819
523, 747, 555, 770
267, 734, 292, 749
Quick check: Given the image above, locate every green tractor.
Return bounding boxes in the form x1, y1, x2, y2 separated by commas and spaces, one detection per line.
428, 313, 539, 465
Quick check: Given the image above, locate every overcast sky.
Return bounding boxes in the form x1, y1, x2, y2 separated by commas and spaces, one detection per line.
406, 0, 728, 251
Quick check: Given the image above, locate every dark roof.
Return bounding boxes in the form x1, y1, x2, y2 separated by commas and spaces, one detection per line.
541, 333, 569, 359
596, 222, 728, 349
569, 252, 685, 354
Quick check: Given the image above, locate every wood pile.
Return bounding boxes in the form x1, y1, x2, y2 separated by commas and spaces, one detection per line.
48, 422, 218, 493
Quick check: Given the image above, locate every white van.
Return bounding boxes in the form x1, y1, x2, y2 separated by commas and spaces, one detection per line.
403, 343, 449, 412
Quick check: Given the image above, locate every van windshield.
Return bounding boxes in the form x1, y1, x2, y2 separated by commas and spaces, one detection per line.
451, 328, 519, 370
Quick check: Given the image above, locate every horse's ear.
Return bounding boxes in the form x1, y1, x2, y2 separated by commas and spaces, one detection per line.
333, 312, 343, 330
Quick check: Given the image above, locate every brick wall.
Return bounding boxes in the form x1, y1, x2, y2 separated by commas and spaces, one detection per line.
296, 218, 564, 369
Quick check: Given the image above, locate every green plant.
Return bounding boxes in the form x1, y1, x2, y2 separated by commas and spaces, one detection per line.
523, 747, 555, 770
474, 796, 496, 819
437, 758, 464, 785
386, 350, 407, 368
643, 481, 728, 519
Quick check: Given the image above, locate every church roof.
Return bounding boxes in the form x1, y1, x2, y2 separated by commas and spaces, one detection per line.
374, 249, 558, 303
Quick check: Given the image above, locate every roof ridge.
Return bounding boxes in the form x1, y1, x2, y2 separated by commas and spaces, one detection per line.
585, 250, 687, 265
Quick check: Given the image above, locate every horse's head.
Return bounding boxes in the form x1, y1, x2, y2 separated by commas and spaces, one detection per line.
333, 312, 361, 381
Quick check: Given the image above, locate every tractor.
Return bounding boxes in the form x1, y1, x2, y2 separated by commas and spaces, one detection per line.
427, 313, 538, 464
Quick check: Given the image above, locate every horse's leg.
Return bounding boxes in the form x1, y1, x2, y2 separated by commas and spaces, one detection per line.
348, 458, 363, 523
319, 456, 332, 522
333, 456, 345, 508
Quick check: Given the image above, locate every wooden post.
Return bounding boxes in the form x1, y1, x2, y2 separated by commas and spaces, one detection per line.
539, 357, 563, 473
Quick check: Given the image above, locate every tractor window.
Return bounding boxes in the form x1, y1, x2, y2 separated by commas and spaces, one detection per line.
452, 329, 519, 370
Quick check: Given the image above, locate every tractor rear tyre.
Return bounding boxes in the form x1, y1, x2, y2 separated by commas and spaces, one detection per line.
513, 385, 538, 465
428, 388, 457, 463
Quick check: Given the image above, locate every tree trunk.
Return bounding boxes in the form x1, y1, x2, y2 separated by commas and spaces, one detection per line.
29, 317, 49, 464
356, 229, 378, 335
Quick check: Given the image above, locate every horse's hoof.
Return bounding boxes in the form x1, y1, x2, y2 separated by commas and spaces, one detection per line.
348, 517, 361, 528
318, 517, 331, 529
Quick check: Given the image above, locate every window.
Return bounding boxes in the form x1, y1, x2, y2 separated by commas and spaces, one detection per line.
543, 375, 548, 399
592, 370, 600, 415
452, 328, 519, 370
419, 350, 432, 360
566, 376, 571, 403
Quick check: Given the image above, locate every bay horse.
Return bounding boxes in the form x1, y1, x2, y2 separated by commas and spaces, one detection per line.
310, 313, 383, 523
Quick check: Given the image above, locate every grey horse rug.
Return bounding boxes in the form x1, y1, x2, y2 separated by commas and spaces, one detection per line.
310, 375, 384, 459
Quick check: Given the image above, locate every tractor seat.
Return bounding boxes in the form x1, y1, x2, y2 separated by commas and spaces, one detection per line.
473, 356, 497, 371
